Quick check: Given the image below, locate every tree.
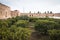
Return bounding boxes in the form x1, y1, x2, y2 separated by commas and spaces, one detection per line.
29, 11, 31, 13
50, 11, 52, 14
37, 11, 40, 13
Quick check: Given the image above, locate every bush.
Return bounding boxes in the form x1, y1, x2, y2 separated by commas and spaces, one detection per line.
15, 20, 29, 28
34, 20, 59, 34
0, 26, 32, 40
48, 30, 60, 40
29, 18, 38, 22
15, 15, 29, 20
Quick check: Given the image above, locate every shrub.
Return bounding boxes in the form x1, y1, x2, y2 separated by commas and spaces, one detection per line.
15, 20, 29, 28
34, 20, 59, 34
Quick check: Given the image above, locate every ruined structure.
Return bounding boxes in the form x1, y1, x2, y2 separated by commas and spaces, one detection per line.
0, 3, 60, 19
20, 12, 58, 18
0, 3, 20, 19
11, 10, 20, 17
0, 3, 11, 19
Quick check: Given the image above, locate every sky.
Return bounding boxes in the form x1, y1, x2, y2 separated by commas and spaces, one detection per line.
0, 0, 60, 13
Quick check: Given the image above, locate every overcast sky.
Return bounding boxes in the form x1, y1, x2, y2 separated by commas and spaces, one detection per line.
0, 0, 60, 13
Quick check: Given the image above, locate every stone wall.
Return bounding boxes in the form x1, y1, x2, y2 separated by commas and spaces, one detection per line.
11, 10, 20, 17
0, 3, 20, 19
20, 13, 60, 18
0, 3, 11, 19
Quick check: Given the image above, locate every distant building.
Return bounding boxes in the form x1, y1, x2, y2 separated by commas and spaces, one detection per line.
11, 10, 20, 17
0, 3, 60, 19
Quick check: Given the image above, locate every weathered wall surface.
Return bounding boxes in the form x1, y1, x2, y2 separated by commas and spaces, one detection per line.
20, 13, 57, 18
0, 3, 20, 19
11, 10, 20, 17
0, 3, 11, 19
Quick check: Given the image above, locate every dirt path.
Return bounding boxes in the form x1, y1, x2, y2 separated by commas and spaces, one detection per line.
30, 32, 50, 40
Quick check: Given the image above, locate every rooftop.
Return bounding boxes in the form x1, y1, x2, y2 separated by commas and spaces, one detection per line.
0, 3, 10, 8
